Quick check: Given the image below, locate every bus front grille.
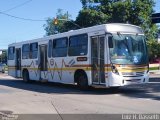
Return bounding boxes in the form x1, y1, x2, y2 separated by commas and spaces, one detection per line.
122, 72, 145, 77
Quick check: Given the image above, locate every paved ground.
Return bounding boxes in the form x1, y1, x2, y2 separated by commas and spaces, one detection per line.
0, 73, 160, 116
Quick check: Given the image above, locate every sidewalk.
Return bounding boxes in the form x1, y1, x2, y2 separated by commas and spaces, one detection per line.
149, 70, 160, 80
149, 70, 160, 75
149, 64, 160, 77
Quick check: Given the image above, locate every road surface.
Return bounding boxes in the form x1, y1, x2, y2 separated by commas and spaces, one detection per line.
0, 73, 159, 119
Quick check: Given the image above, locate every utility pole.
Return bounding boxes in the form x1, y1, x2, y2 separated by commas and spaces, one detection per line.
67, 11, 69, 20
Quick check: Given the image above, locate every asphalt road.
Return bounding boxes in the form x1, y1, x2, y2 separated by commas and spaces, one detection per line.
0, 73, 160, 119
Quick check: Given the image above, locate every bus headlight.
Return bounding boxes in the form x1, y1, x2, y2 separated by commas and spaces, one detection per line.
111, 65, 119, 75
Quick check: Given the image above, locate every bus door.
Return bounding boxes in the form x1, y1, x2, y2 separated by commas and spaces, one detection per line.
15, 48, 21, 77
91, 35, 105, 85
39, 45, 48, 80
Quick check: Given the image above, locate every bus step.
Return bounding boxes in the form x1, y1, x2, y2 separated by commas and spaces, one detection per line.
91, 84, 106, 88
40, 79, 48, 83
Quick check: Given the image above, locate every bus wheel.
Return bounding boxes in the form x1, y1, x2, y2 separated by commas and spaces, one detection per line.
23, 70, 29, 82
77, 73, 88, 90
109, 87, 120, 91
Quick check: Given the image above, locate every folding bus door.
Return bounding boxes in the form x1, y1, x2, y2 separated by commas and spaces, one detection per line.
91, 35, 105, 85
15, 48, 21, 77
39, 45, 48, 80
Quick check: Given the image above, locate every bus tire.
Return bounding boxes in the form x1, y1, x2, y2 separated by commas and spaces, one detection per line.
109, 87, 120, 91
77, 72, 88, 90
23, 70, 29, 82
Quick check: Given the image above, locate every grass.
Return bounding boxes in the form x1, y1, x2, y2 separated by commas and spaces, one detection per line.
149, 67, 159, 71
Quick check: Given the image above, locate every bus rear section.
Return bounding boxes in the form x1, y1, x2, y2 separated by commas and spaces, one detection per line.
8, 46, 22, 78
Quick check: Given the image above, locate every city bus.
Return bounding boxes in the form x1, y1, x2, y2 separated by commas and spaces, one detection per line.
8, 23, 149, 89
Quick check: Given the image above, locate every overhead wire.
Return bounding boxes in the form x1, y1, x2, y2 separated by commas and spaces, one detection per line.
0, 0, 46, 22
0, 0, 81, 27
0, 11, 46, 21
2, 0, 33, 13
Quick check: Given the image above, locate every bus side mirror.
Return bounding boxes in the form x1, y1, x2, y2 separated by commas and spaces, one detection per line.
108, 36, 113, 48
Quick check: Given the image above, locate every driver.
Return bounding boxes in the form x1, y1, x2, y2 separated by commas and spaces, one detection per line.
113, 41, 129, 56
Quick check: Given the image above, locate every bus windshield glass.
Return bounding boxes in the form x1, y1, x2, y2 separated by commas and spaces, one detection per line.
109, 34, 148, 65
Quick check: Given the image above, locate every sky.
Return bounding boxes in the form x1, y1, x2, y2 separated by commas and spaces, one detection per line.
0, 0, 159, 49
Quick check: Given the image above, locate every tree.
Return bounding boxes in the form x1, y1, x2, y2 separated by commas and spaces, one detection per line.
77, 0, 159, 62
0, 50, 7, 64
77, 0, 111, 27
76, 9, 109, 28
43, 9, 74, 35
78, 0, 158, 40
80, 0, 101, 8
43, 18, 56, 35
147, 40, 160, 63
130, 0, 158, 41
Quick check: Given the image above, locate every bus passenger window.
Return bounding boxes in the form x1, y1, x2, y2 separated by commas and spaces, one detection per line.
52, 37, 68, 57
30, 42, 38, 59
22, 44, 30, 59
68, 34, 88, 56
8, 47, 15, 60
48, 40, 52, 58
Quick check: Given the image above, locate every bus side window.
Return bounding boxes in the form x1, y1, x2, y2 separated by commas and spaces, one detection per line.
68, 34, 88, 56
52, 37, 68, 57
48, 40, 52, 58
8, 46, 15, 60
30, 42, 38, 59
108, 36, 113, 48
22, 44, 30, 59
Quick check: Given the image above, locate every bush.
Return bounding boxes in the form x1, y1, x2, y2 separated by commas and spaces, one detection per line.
147, 40, 160, 63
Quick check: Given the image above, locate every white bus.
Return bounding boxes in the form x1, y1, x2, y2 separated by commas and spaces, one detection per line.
8, 23, 149, 88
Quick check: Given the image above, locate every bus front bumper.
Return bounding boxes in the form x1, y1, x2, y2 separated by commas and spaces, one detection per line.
108, 73, 149, 87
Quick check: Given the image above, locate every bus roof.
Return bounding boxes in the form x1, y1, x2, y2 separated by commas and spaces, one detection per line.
8, 23, 144, 47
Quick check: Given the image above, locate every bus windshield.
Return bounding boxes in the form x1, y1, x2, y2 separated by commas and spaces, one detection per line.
109, 34, 148, 65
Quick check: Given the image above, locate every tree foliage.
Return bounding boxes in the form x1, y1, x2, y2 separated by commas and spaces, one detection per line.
76, 9, 109, 27
43, 9, 75, 35
0, 50, 7, 64
147, 40, 160, 62
77, 0, 159, 62
44, 1, 158, 40
78, 0, 158, 38
44, 0, 159, 62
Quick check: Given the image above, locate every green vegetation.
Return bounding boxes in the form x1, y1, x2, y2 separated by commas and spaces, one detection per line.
43, 9, 77, 36
149, 67, 159, 71
0, 50, 7, 64
147, 40, 160, 62
43, 0, 160, 62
